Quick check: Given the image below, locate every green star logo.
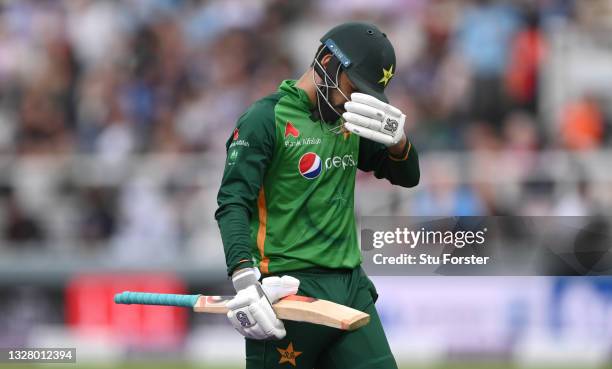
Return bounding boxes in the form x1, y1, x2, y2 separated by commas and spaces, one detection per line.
378, 65, 394, 86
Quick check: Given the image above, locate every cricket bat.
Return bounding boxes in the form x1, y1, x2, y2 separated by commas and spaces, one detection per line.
114, 291, 370, 331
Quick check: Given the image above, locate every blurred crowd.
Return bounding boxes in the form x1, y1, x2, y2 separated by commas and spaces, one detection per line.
0, 0, 611, 256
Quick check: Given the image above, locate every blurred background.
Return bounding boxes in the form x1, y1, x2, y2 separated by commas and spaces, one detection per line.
0, 0, 612, 368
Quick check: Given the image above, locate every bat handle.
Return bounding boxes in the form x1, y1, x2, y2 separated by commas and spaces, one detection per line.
114, 291, 200, 308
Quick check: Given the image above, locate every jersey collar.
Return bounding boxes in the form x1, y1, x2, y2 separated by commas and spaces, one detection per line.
278, 79, 315, 111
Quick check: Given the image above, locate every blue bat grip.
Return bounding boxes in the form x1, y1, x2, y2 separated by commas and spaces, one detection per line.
114, 291, 200, 308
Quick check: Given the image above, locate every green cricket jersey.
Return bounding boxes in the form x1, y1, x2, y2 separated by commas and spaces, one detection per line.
215, 80, 419, 275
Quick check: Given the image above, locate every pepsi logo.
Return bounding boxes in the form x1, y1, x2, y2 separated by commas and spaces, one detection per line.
298, 152, 322, 179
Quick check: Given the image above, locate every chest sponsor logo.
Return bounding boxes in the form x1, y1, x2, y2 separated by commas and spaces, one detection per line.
285, 137, 322, 148
298, 152, 322, 179
284, 121, 322, 148
285, 121, 300, 138
298, 152, 356, 179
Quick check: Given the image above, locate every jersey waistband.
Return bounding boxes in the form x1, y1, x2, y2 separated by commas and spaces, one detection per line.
268, 266, 356, 277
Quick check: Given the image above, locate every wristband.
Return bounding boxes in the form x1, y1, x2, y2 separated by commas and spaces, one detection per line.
232, 267, 261, 292
389, 140, 411, 161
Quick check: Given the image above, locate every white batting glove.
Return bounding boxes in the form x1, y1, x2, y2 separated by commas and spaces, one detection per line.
343, 92, 406, 147
226, 268, 299, 340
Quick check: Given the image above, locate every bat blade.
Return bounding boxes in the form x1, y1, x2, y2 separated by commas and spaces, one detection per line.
272, 295, 370, 331
194, 295, 370, 331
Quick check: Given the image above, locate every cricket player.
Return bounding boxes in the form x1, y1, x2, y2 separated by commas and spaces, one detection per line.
215, 22, 419, 368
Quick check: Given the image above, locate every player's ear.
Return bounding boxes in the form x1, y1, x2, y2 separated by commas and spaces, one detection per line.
320, 53, 333, 68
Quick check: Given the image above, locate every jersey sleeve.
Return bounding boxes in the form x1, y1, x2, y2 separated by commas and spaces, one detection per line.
215, 99, 277, 275
357, 137, 420, 187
